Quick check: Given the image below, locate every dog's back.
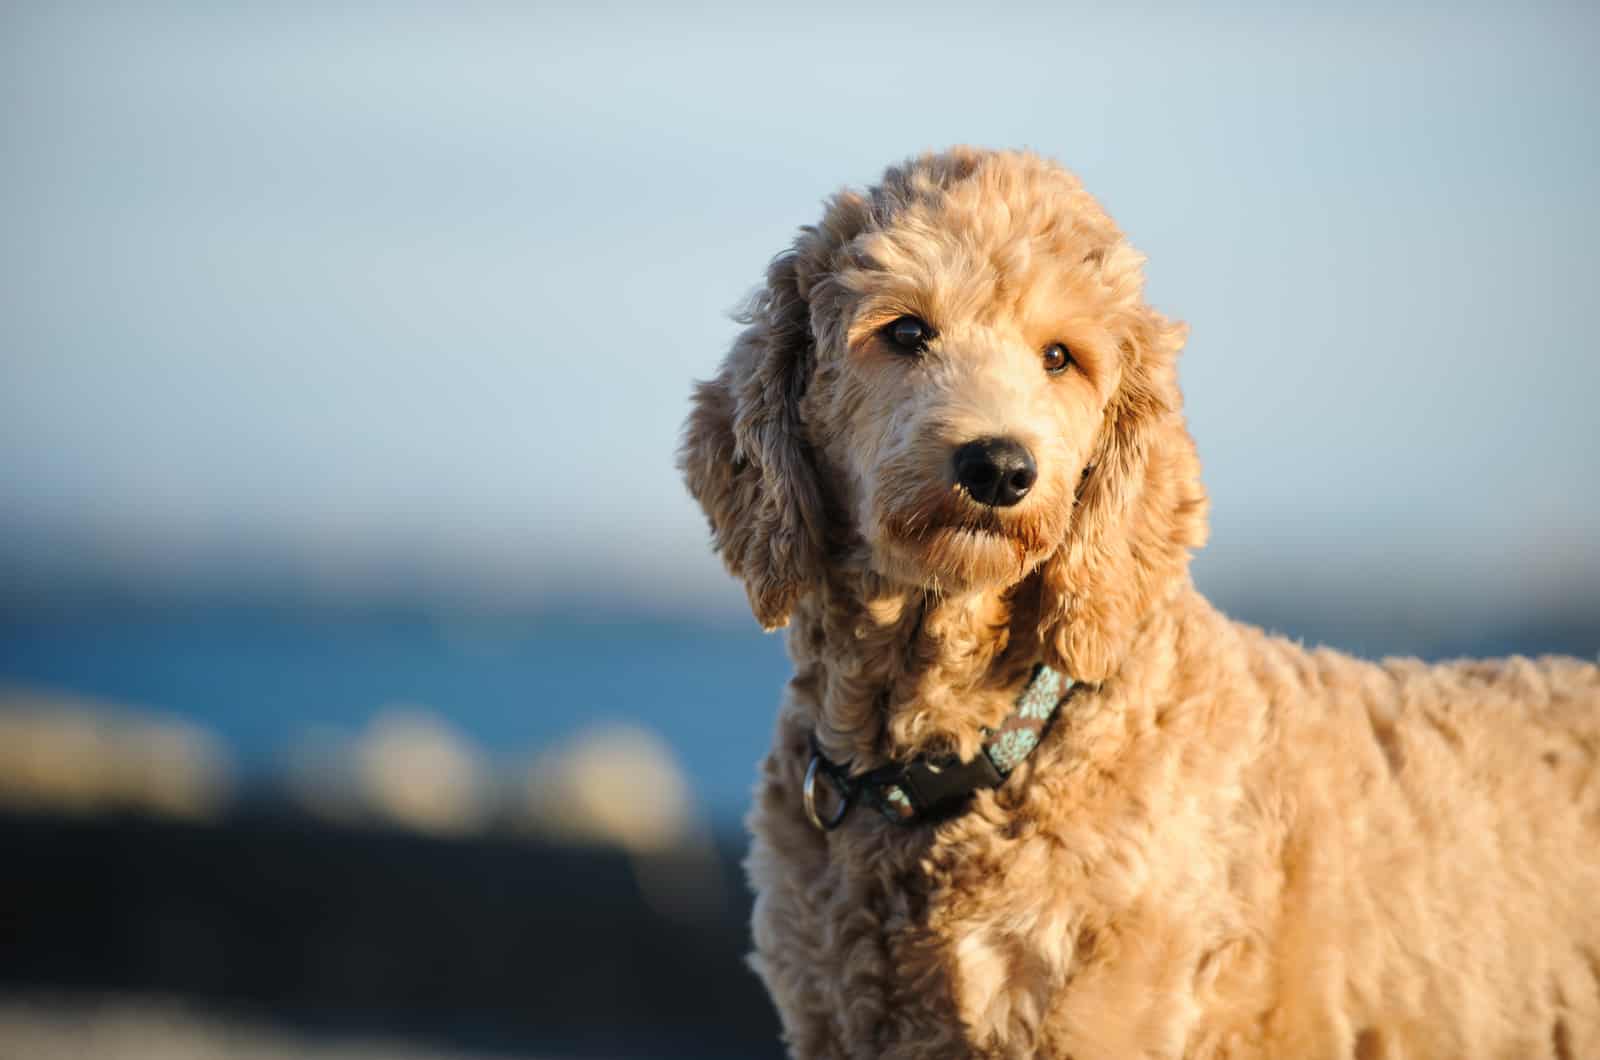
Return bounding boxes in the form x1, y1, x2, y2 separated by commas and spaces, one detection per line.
1245, 636, 1600, 1059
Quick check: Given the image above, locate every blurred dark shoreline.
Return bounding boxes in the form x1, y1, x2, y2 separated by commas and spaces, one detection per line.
0, 805, 782, 1059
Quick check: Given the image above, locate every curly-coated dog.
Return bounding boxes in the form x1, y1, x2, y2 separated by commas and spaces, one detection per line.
679, 147, 1600, 1059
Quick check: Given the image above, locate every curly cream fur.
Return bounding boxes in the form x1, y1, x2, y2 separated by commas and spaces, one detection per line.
679, 147, 1600, 1059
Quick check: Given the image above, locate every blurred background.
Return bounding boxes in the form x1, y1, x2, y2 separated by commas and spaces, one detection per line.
2, 2, 1596, 1057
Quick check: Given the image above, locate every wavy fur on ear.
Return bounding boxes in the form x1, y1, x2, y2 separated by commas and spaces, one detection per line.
1038, 302, 1209, 681
679, 247, 830, 630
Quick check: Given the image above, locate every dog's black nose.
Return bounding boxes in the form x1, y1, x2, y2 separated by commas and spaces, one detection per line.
953, 438, 1037, 508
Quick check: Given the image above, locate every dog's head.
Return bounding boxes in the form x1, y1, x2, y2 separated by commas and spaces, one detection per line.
680, 148, 1207, 680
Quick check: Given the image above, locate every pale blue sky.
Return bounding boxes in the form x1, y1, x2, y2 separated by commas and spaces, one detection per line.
3, 2, 1597, 628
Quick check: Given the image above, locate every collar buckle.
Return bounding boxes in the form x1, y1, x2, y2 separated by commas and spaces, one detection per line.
802, 751, 853, 831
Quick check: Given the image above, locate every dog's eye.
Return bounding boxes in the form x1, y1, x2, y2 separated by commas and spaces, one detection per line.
1042, 343, 1073, 374
884, 315, 933, 354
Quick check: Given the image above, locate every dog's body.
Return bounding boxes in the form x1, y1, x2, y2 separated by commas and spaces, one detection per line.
681, 149, 1600, 1059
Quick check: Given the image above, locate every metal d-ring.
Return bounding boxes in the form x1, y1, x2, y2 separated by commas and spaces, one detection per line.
803, 753, 852, 832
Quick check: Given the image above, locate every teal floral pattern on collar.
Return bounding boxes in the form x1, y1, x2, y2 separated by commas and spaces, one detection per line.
981, 664, 1071, 777
1016, 667, 1063, 720
986, 728, 1040, 772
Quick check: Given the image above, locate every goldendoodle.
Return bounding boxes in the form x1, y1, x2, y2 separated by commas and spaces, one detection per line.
679, 147, 1599, 1059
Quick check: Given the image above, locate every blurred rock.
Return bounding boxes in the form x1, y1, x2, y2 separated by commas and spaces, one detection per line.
0, 691, 230, 820
520, 724, 695, 853
518, 724, 727, 924
354, 707, 486, 836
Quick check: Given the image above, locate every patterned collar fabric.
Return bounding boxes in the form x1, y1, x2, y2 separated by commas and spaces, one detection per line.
807, 664, 1078, 828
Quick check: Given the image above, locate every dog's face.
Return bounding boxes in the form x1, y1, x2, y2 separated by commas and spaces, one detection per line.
682, 148, 1206, 678
802, 182, 1129, 593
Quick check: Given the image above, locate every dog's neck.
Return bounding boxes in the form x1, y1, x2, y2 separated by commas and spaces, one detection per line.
787, 567, 1052, 773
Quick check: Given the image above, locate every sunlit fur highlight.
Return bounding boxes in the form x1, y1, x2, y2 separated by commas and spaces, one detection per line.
679, 147, 1600, 1059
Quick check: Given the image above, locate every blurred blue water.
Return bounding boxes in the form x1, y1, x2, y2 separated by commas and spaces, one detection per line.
0, 605, 790, 822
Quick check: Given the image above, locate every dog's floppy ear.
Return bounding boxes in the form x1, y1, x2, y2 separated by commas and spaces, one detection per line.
1037, 303, 1209, 681
679, 247, 829, 631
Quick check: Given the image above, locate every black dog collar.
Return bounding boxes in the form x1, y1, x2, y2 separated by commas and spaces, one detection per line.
803, 664, 1078, 829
